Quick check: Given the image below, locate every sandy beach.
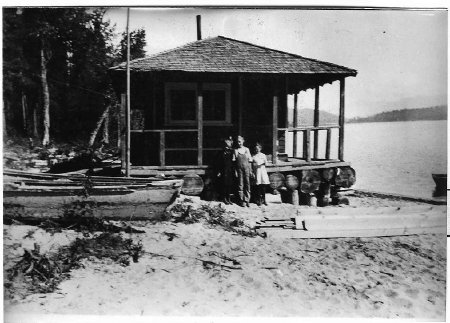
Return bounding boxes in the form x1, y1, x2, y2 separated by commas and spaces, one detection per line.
3, 193, 447, 320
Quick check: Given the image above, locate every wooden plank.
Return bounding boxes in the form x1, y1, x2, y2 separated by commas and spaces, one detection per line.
303, 129, 311, 162
296, 212, 446, 231
130, 169, 206, 176
258, 226, 446, 239
279, 125, 340, 131
293, 93, 298, 157
197, 82, 203, 166
325, 128, 332, 160
338, 78, 345, 161
131, 129, 197, 133
159, 131, 165, 167
313, 86, 320, 159
297, 205, 441, 216
272, 95, 278, 164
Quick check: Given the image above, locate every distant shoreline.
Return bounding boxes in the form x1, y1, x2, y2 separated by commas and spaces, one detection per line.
347, 105, 447, 124
346, 118, 447, 125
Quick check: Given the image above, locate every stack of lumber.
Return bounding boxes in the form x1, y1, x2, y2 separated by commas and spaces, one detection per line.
256, 206, 446, 239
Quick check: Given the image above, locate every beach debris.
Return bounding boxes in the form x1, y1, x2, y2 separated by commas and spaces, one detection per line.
5, 232, 144, 299
163, 232, 180, 241
169, 202, 264, 238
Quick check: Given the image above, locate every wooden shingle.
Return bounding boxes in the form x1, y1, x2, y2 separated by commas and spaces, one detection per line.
110, 36, 357, 76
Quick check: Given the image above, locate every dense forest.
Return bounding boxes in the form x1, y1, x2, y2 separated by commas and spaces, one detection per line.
347, 106, 447, 124
3, 8, 146, 146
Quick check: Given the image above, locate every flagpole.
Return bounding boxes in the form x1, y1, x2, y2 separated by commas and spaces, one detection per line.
125, 7, 131, 177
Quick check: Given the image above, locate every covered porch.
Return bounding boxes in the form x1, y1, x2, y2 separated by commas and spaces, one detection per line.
110, 36, 357, 177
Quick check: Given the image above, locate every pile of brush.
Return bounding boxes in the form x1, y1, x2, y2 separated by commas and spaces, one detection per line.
170, 200, 265, 238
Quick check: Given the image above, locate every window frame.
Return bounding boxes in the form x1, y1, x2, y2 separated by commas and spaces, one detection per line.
165, 82, 232, 126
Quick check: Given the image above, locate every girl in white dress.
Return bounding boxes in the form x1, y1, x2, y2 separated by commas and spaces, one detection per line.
252, 142, 270, 206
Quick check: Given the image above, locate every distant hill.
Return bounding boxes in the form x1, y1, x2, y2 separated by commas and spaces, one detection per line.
288, 108, 339, 126
347, 106, 447, 124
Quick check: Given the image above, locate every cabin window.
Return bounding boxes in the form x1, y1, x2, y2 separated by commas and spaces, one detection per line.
165, 82, 231, 125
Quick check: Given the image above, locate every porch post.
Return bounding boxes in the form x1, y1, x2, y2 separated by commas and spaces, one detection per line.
272, 95, 278, 165
284, 77, 289, 155
238, 76, 243, 135
313, 85, 320, 160
338, 78, 345, 161
197, 82, 203, 166
293, 93, 298, 157
120, 93, 126, 171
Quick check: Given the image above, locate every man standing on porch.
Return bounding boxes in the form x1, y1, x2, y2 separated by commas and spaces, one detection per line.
234, 135, 253, 207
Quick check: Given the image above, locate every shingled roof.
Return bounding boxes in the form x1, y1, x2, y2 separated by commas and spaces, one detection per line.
110, 36, 357, 76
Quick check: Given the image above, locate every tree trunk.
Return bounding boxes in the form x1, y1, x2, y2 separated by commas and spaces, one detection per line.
3, 100, 7, 137
33, 104, 39, 138
117, 104, 121, 149
102, 111, 110, 144
89, 106, 110, 147
21, 93, 27, 133
40, 47, 50, 146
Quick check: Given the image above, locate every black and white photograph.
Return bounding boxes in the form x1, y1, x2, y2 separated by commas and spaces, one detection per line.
2, 4, 448, 322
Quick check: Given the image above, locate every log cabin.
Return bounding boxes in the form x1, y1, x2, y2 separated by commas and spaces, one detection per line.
110, 21, 357, 202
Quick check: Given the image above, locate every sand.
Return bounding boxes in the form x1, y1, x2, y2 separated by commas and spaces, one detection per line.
3, 193, 447, 320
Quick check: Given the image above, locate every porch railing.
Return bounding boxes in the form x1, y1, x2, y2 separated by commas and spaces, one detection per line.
277, 125, 341, 163
131, 129, 198, 166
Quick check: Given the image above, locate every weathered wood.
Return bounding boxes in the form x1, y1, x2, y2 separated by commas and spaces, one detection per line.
280, 125, 340, 131
296, 211, 445, 231
291, 189, 299, 206
120, 94, 126, 170
300, 170, 321, 193
325, 128, 332, 160
258, 226, 446, 239
125, 8, 131, 177
131, 129, 198, 133
3, 185, 180, 220
303, 129, 311, 162
284, 78, 289, 154
313, 86, 320, 159
181, 174, 204, 195
269, 172, 285, 189
159, 131, 166, 166
272, 95, 278, 164
293, 93, 299, 157
197, 82, 203, 166
285, 174, 299, 190
238, 76, 243, 135
338, 78, 345, 161
335, 166, 356, 188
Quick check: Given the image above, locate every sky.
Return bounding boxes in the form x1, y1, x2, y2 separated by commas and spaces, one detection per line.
105, 8, 447, 118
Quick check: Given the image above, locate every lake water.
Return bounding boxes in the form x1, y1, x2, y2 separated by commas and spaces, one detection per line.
286, 120, 447, 198
343, 120, 447, 198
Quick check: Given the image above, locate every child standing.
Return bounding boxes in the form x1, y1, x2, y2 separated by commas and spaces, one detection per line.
234, 135, 252, 207
252, 142, 270, 206
215, 136, 234, 205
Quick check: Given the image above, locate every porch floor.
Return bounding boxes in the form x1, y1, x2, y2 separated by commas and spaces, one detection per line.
129, 158, 351, 177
